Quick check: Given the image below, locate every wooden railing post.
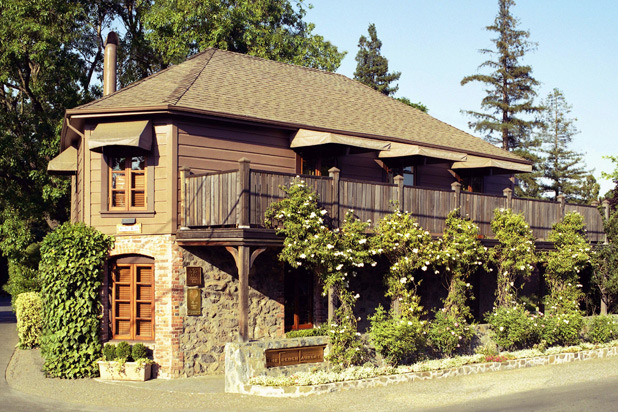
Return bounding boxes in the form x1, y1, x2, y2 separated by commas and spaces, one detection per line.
451, 182, 461, 210
238, 158, 251, 228
503, 187, 513, 210
557, 194, 566, 218
395, 175, 404, 212
179, 167, 190, 228
329, 167, 340, 228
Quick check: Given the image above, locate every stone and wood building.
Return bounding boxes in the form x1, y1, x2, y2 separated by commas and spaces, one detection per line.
48, 34, 605, 378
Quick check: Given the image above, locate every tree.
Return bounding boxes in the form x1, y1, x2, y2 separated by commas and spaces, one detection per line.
396, 97, 428, 113
602, 156, 618, 210
142, 0, 345, 72
353, 23, 400, 96
461, 0, 542, 152
536, 89, 590, 201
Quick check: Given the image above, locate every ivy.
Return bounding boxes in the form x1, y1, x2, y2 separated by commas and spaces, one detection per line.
428, 210, 486, 355
39, 223, 114, 378
489, 209, 537, 308
265, 178, 374, 367
372, 210, 439, 318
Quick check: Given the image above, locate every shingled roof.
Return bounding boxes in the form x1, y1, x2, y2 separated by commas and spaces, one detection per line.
68, 48, 527, 164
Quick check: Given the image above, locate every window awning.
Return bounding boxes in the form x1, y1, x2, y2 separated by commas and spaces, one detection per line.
47, 146, 77, 175
88, 120, 153, 152
378, 142, 467, 162
291, 129, 391, 151
451, 155, 532, 173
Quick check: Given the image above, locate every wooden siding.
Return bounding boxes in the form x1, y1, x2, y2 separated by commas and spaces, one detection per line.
416, 163, 456, 190
85, 122, 173, 236
177, 121, 296, 174
337, 152, 385, 183
185, 171, 239, 227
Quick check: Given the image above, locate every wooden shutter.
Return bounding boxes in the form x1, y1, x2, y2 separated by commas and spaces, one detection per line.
111, 262, 154, 340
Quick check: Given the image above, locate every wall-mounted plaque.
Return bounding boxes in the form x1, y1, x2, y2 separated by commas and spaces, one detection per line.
186, 266, 202, 287
187, 288, 201, 316
265, 345, 326, 368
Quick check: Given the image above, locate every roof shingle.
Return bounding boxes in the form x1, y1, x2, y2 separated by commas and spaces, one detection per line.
73, 48, 526, 163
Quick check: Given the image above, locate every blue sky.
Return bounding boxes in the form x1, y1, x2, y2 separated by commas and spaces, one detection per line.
305, 0, 617, 195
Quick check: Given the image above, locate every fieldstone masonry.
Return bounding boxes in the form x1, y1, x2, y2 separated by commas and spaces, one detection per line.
225, 336, 330, 393
179, 247, 285, 376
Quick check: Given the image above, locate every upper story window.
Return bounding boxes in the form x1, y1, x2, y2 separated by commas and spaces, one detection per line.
109, 155, 147, 210
387, 165, 415, 186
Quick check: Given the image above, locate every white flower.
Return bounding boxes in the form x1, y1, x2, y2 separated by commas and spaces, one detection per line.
359, 238, 367, 244
499, 326, 504, 331
299, 253, 306, 259
412, 248, 418, 254
371, 262, 377, 267
321, 209, 327, 215
421, 266, 427, 271
327, 244, 334, 249
400, 277, 407, 284
354, 293, 360, 299
336, 264, 343, 270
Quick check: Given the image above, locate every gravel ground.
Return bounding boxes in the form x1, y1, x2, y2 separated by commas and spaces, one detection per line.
7, 346, 618, 412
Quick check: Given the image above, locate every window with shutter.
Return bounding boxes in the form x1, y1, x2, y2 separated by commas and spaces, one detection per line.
111, 262, 154, 340
109, 155, 147, 210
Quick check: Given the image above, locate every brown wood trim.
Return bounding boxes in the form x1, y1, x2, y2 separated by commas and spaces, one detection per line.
100, 211, 155, 218
171, 122, 179, 232
102, 152, 155, 213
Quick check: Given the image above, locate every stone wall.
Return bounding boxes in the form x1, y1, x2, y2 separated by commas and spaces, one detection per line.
225, 336, 330, 393
179, 247, 285, 376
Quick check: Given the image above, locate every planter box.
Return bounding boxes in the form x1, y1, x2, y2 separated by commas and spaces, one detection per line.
98, 361, 152, 381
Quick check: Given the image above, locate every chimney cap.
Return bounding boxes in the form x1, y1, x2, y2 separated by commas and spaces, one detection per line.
105, 32, 119, 47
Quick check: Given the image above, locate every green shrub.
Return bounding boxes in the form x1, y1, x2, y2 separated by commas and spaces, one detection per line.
102, 344, 116, 361
486, 305, 538, 350
14, 292, 42, 349
39, 222, 114, 378
286, 326, 327, 339
3, 261, 40, 305
428, 309, 474, 356
368, 306, 426, 366
586, 315, 618, 344
115, 341, 132, 360
131, 343, 148, 360
537, 311, 583, 346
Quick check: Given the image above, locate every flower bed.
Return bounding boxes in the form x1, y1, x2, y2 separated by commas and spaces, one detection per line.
247, 340, 618, 391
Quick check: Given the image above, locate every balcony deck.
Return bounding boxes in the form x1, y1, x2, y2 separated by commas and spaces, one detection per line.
177, 160, 607, 247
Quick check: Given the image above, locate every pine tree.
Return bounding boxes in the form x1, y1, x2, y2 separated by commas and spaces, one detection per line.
537, 88, 589, 201
461, 0, 542, 152
354, 24, 400, 96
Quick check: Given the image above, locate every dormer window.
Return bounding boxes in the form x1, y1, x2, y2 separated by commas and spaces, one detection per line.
109, 155, 147, 210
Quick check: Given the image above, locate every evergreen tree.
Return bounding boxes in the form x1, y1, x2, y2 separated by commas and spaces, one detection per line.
396, 97, 428, 113
537, 89, 590, 201
354, 24, 400, 96
461, 0, 542, 152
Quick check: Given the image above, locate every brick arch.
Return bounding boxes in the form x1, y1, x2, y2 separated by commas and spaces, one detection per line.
109, 237, 161, 259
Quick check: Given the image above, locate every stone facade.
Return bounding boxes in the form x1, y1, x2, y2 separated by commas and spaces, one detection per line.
102, 234, 184, 379
179, 247, 285, 376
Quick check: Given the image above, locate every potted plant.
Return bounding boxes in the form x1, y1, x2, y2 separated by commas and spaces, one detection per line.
98, 342, 154, 381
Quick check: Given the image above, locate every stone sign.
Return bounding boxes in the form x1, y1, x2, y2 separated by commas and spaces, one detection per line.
186, 266, 202, 287
187, 288, 201, 316
265, 345, 326, 368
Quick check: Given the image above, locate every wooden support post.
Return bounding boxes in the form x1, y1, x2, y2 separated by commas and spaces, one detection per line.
179, 167, 190, 228
225, 246, 266, 343
395, 175, 404, 212
451, 181, 461, 210
328, 286, 336, 322
238, 158, 251, 228
601, 200, 611, 314
329, 167, 340, 228
503, 187, 513, 210
557, 194, 566, 218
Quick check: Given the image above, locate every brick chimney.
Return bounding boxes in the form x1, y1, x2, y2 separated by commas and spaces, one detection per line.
103, 32, 119, 96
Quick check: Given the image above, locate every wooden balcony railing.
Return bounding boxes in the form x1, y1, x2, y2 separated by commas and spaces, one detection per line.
180, 159, 608, 243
